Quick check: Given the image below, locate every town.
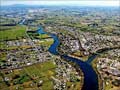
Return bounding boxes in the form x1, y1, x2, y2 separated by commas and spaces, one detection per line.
0, 2, 120, 90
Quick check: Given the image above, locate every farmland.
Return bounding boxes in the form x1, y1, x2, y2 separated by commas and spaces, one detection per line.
0, 25, 26, 41
0, 61, 57, 90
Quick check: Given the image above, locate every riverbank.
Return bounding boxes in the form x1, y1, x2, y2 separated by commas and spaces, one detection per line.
36, 26, 99, 90
92, 57, 104, 90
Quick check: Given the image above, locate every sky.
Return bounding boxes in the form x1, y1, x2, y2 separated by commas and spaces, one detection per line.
1, 0, 120, 7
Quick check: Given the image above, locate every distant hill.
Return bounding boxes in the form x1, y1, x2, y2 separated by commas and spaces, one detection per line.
10, 4, 27, 7
1, 4, 49, 9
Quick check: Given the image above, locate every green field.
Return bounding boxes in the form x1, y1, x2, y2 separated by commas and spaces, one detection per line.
36, 34, 51, 39
0, 25, 26, 41
24, 61, 56, 90
27, 31, 54, 48
39, 39, 54, 46
27, 31, 51, 39
0, 61, 57, 90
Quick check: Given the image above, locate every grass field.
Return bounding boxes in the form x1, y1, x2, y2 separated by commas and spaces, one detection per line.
24, 61, 57, 90
0, 25, 26, 41
39, 39, 54, 46
36, 34, 51, 39
0, 61, 57, 90
27, 31, 54, 48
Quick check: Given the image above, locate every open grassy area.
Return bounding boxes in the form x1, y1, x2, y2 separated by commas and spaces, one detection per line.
27, 31, 54, 48
0, 25, 26, 41
0, 61, 57, 90
0, 25, 27, 50
27, 31, 51, 39
0, 42, 7, 49
36, 34, 51, 39
23, 61, 57, 90
39, 39, 54, 46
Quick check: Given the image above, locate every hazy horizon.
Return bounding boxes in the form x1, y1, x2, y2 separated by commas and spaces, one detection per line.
1, 0, 120, 7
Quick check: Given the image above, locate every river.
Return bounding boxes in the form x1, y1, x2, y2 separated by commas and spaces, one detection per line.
36, 27, 99, 90
19, 19, 99, 90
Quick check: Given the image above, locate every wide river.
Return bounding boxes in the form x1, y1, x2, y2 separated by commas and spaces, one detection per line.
36, 27, 99, 90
